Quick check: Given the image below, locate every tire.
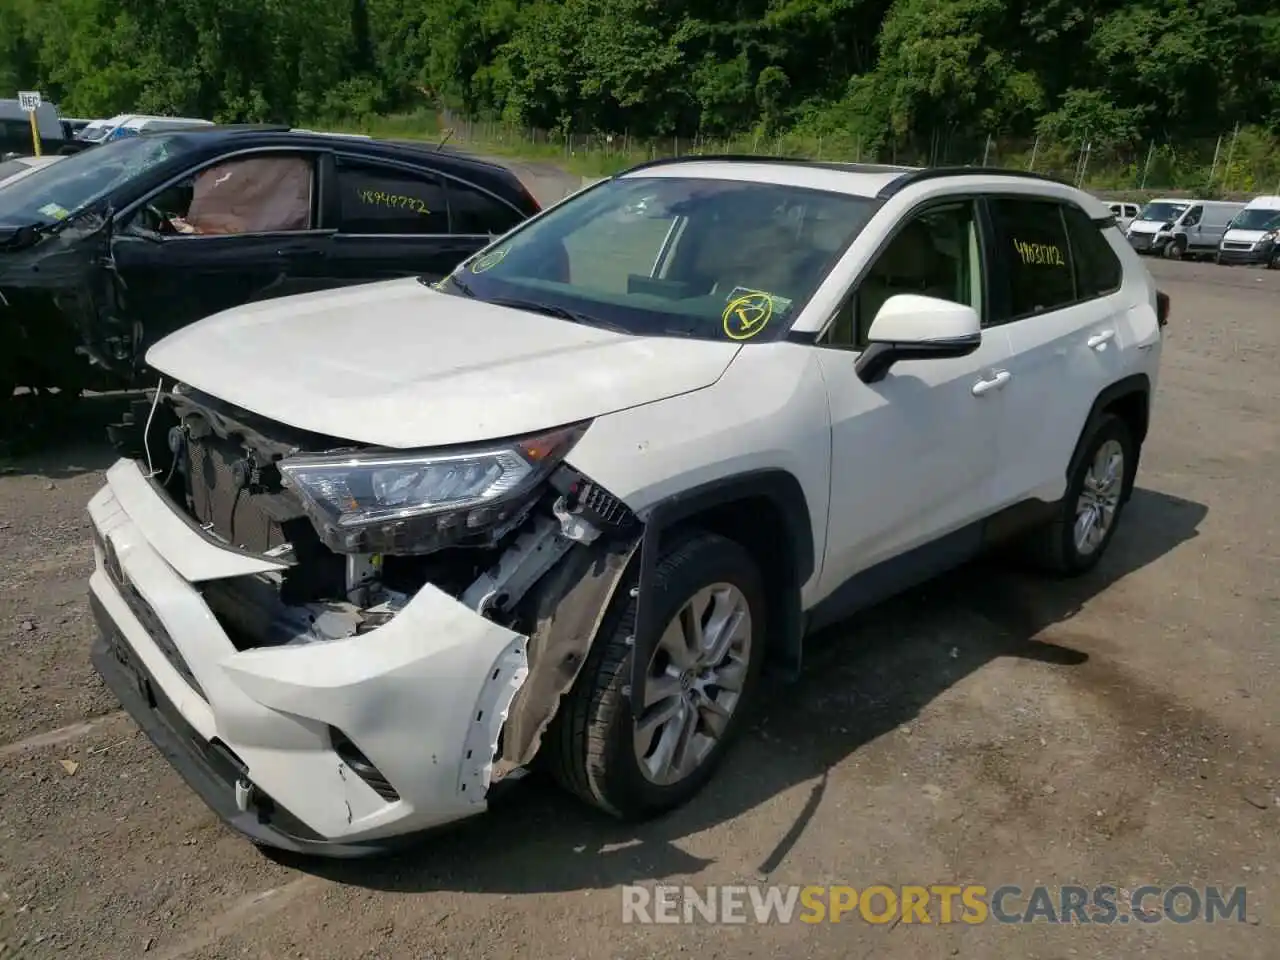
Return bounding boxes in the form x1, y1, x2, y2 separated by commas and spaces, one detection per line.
1163, 237, 1186, 260
548, 530, 766, 820
1022, 414, 1136, 577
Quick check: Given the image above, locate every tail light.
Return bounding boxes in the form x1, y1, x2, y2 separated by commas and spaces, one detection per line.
1156, 289, 1170, 328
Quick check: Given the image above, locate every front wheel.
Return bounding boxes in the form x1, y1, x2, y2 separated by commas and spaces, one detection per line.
1163, 237, 1186, 260
548, 531, 765, 820
1022, 414, 1136, 577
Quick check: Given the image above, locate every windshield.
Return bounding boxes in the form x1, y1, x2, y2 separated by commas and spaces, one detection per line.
0, 134, 191, 224
1229, 207, 1280, 232
439, 175, 877, 342
1138, 201, 1188, 223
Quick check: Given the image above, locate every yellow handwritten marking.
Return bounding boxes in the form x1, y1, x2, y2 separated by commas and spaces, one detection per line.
358, 189, 430, 215
470, 248, 508, 273
1012, 238, 1066, 267
722, 291, 774, 340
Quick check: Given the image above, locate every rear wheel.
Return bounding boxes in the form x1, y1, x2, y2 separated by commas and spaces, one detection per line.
1022, 414, 1136, 577
548, 531, 765, 819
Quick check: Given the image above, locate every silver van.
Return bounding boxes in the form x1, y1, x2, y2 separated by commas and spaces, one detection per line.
1125, 198, 1190, 254
1157, 200, 1246, 260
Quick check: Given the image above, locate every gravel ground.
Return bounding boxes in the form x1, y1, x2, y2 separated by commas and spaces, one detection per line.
1, 232, 1276, 957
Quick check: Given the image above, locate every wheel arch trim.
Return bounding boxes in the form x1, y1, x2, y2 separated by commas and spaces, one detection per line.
627, 468, 815, 719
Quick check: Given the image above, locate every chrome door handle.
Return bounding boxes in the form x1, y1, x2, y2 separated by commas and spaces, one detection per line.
1087, 330, 1115, 350
971, 370, 1011, 396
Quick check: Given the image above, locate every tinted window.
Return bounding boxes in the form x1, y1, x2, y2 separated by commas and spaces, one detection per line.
335, 160, 448, 234
441, 176, 876, 342
447, 179, 522, 234
1062, 205, 1122, 298
987, 198, 1077, 321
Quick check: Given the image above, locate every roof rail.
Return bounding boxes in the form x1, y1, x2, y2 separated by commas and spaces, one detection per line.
616, 154, 918, 177
875, 166, 1069, 199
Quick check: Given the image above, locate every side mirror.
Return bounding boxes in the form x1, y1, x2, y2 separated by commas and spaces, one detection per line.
854, 294, 982, 384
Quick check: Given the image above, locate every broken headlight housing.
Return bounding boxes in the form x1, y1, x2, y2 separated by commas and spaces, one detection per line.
278, 422, 590, 555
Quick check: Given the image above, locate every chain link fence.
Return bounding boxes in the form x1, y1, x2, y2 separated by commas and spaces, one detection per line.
435, 110, 1280, 199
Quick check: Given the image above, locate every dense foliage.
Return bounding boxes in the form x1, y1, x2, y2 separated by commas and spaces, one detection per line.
3, 0, 1279, 153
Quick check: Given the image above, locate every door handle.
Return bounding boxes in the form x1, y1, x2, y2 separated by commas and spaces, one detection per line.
971, 370, 1010, 396
1087, 329, 1115, 350
276, 247, 325, 258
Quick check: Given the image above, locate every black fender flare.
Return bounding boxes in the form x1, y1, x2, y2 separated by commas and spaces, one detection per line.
1066, 372, 1151, 489
627, 468, 815, 718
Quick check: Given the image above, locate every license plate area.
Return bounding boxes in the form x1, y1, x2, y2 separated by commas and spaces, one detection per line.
105, 628, 155, 708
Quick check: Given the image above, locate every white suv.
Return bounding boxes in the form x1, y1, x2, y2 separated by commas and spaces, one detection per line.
86, 158, 1168, 856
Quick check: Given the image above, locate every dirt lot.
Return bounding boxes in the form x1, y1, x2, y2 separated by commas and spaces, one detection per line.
1, 252, 1276, 959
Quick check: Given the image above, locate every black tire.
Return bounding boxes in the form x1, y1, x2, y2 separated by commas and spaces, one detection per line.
548, 530, 766, 820
1163, 237, 1186, 260
1023, 414, 1137, 577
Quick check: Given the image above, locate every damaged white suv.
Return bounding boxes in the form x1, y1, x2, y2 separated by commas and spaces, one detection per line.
87, 157, 1167, 856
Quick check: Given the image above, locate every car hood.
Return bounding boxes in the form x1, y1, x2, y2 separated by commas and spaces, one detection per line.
1223, 228, 1269, 244
146, 277, 743, 449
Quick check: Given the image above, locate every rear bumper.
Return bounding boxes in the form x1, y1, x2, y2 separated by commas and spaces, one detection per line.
88, 458, 530, 855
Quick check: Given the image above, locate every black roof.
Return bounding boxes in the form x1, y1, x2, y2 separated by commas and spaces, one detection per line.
164, 124, 521, 182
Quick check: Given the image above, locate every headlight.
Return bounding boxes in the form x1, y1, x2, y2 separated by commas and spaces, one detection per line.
278, 422, 589, 554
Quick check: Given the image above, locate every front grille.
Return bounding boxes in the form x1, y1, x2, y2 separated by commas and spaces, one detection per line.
185, 434, 291, 555
94, 527, 206, 700
1222, 241, 1253, 251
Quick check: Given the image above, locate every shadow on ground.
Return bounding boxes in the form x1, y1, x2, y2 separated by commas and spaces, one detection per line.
280, 486, 1207, 894
0, 391, 137, 478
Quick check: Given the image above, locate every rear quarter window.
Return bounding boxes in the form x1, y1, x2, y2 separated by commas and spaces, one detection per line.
335, 159, 449, 234
446, 178, 524, 235
1062, 205, 1122, 298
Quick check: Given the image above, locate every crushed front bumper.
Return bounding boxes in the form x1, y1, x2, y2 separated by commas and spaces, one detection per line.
87, 458, 529, 856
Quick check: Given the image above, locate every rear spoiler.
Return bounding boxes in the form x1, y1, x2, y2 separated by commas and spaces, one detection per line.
1156, 289, 1170, 328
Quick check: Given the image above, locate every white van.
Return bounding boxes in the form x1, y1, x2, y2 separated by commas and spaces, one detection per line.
1217, 195, 1280, 268
1124, 197, 1190, 254
1156, 200, 1246, 260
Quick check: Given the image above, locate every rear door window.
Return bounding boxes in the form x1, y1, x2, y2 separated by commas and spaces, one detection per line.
446, 179, 523, 235
334, 158, 449, 234
986, 198, 1078, 322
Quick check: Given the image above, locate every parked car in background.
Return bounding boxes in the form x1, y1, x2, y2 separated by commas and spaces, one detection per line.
0, 99, 67, 157
69, 114, 213, 148
0, 154, 63, 190
60, 117, 92, 139
0, 124, 541, 423
1217, 195, 1280, 268
1156, 200, 1245, 260
1125, 198, 1191, 254
1107, 200, 1140, 230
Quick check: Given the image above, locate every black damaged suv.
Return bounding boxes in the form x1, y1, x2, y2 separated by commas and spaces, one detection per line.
0, 125, 541, 425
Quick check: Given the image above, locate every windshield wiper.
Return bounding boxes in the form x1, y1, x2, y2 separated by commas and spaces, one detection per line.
487, 297, 631, 334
